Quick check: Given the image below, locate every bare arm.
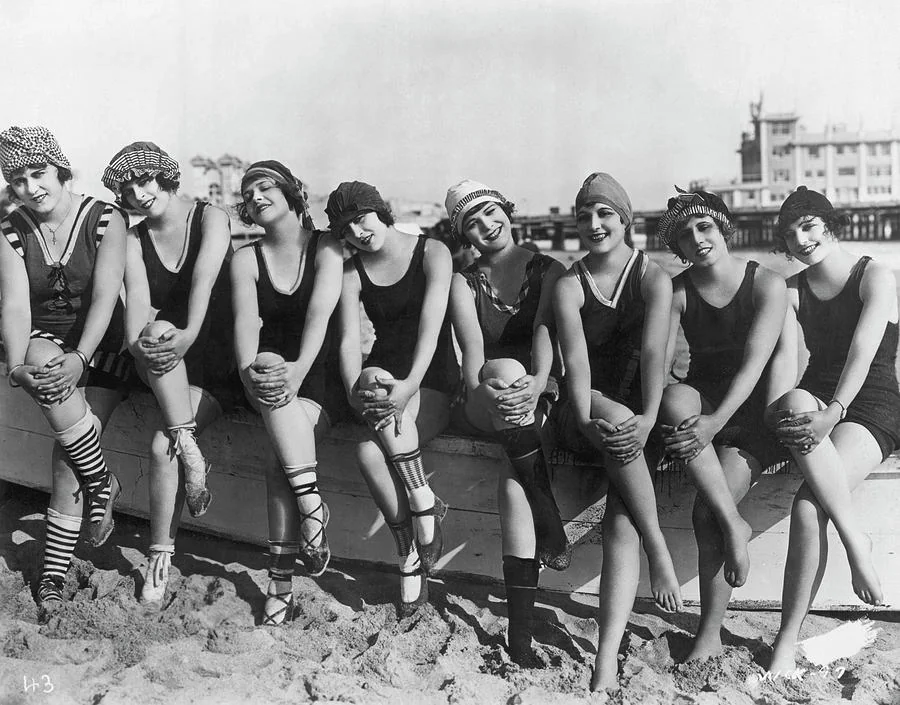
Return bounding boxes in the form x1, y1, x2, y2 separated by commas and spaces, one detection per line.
0, 234, 33, 369
184, 205, 232, 340
230, 247, 261, 374
289, 233, 343, 384
766, 289, 800, 407
123, 231, 152, 348
663, 275, 686, 380
448, 272, 486, 393
404, 239, 453, 388
638, 260, 673, 424
530, 258, 566, 388
338, 262, 363, 396
553, 272, 591, 427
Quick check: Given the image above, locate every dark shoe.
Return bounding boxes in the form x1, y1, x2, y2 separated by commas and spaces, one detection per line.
413, 495, 448, 575
398, 563, 429, 619
539, 540, 574, 572
298, 502, 331, 577
262, 581, 294, 626
88, 473, 120, 547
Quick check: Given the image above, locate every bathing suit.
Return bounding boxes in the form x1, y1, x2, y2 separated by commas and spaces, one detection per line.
251, 230, 342, 421
354, 236, 458, 394
136, 201, 236, 404
2, 196, 130, 389
679, 260, 784, 468
797, 256, 900, 460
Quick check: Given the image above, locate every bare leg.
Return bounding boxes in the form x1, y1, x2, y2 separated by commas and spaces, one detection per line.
770, 413, 883, 672
687, 446, 761, 661
592, 488, 640, 692
660, 384, 753, 587
590, 392, 681, 612
777, 390, 882, 604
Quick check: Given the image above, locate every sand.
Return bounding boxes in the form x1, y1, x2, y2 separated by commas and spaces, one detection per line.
1, 484, 898, 705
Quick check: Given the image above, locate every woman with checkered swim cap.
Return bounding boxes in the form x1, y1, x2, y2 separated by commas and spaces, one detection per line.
0, 125, 129, 608
102, 141, 236, 605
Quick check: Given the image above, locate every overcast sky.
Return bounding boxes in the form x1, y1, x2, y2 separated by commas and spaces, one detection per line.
3, 0, 899, 214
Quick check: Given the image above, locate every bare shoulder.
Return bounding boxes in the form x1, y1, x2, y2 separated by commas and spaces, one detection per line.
860, 257, 897, 297
753, 264, 788, 295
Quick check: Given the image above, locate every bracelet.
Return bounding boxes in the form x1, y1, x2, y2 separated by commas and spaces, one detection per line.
7, 363, 24, 388
71, 349, 89, 371
829, 398, 847, 421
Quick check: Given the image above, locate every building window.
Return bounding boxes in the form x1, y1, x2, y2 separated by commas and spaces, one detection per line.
746, 192, 755, 200
805, 170, 814, 178
868, 144, 878, 157
847, 145, 858, 154
817, 169, 826, 177
807, 146, 820, 158
868, 166, 892, 177
836, 145, 844, 155
837, 166, 856, 176
773, 169, 790, 182
881, 142, 892, 156
771, 122, 792, 135
772, 145, 792, 157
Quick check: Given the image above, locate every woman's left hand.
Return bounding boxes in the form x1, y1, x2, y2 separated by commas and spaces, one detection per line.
495, 375, 541, 425
35, 352, 84, 405
145, 328, 194, 375
660, 414, 721, 460
775, 408, 838, 454
370, 377, 417, 434
603, 414, 653, 463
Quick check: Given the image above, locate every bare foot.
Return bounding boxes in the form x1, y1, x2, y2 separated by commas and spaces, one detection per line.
767, 636, 797, 675
590, 655, 619, 692
646, 542, 683, 612
723, 517, 753, 588
685, 633, 723, 662
846, 533, 883, 605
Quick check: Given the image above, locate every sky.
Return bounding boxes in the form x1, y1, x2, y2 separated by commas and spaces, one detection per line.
3, 0, 900, 214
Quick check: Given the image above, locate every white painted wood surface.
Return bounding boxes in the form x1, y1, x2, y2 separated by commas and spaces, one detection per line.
1, 363, 897, 610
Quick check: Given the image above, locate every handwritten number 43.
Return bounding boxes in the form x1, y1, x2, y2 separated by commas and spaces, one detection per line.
23, 675, 54, 693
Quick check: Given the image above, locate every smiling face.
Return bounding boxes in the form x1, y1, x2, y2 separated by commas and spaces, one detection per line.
342, 211, 389, 252
461, 201, 512, 253
241, 177, 291, 227
8, 163, 67, 217
675, 215, 728, 266
120, 175, 172, 218
782, 215, 837, 264
575, 202, 627, 254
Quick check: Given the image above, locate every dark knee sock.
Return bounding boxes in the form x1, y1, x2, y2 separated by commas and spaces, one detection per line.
496, 424, 568, 560
267, 540, 299, 581
503, 555, 540, 663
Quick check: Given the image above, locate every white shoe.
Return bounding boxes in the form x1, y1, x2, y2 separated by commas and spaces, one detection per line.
170, 426, 213, 517
140, 549, 172, 604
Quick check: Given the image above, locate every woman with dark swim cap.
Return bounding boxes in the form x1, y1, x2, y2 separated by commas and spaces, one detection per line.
103, 141, 235, 604
768, 186, 898, 672
656, 188, 792, 662
445, 179, 570, 666
0, 126, 128, 608
330, 180, 457, 618
232, 161, 344, 626
554, 172, 681, 691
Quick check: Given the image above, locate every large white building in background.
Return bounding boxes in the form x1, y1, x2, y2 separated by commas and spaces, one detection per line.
699, 99, 900, 210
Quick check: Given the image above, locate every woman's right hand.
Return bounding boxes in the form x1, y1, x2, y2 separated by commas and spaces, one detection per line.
11, 364, 72, 405
245, 359, 287, 406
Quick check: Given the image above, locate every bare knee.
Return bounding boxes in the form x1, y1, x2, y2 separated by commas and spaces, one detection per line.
142, 320, 176, 340
480, 358, 527, 387
25, 338, 65, 368
356, 439, 386, 469
659, 383, 701, 426
591, 395, 634, 428
358, 366, 393, 391
254, 351, 285, 368
776, 388, 820, 414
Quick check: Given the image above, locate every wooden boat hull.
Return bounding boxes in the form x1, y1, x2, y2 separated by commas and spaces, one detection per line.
1, 364, 897, 610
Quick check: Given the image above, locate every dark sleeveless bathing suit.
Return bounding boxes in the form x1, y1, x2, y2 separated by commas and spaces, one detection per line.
354, 236, 458, 394
137, 201, 235, 400
251, 230, 342, 421
1, 196, 130, 388
797, 256, 900, 460
679, 260, 783, 468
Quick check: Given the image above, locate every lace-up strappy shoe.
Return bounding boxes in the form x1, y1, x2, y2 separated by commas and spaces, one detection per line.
87, 473, 121, 547
262, 582, 295, 626
413, 495, 448, 575
170, 426, 212, 517
37, 575, 65, 611
398, 562, 429, 619
298, 502, 331, 577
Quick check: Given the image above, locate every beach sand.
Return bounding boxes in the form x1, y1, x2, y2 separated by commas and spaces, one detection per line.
1, 484, 898, 705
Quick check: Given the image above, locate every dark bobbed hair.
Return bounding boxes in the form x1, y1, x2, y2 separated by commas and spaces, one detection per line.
236, 176, 312, 228
772, 210, 850, 254
118, 173, 180, 211
455, 200, 516, 250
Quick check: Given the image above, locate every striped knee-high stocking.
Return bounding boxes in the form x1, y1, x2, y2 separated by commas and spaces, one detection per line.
389, 450, 437, 543
39, 508, 82, 604
55, 410, 111, 525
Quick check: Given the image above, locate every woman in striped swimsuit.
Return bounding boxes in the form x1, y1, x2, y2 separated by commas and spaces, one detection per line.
103, 142, 235, 604
0, 126, 128, 609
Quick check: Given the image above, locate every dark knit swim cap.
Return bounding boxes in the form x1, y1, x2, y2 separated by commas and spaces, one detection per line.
777, 186, 834, 233
325, 181, 391, 235
656, 188, 732, 248
575, 172, 633, 229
